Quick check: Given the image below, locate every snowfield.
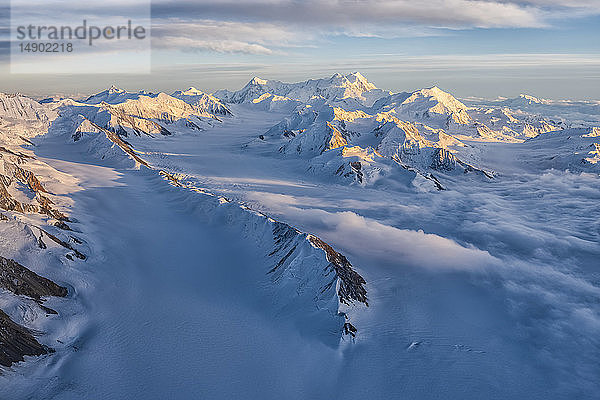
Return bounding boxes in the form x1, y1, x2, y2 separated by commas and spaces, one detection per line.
0, 73, 599, 399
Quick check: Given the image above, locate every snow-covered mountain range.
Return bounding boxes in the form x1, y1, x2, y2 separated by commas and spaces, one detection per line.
214, 72, 390, 108
1, 73, 599, 399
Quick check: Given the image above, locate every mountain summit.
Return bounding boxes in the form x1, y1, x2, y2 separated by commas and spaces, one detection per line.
214, 72, 389, 107
372, 86, 472, 127
84, 86, 155, 105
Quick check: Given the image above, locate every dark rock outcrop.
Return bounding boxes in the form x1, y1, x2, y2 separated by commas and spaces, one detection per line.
267, 221, 368, 307
0, 256, 68, 300
0, 157, 68, 220
0, 256, 67, 368
0, 309, 51, 368
307, 235, 368, 306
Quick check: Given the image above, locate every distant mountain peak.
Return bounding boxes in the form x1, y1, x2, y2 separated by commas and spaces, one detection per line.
218, 72, 385, 107
497, 94, 551, 107
407, 86, 466, 107
518, 94, 549, 104
176, 87, 206, 96
107, 85, 124, 93
417, 86, 447, 95
371, 85, 471, 127
172, 87, 233, 117
343, 72, 376, 91
249, 77, 268, 85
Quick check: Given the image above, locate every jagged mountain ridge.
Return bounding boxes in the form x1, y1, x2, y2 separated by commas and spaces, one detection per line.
171, 87, 232, 117
372, 86, 473, 128
65, 126, 369, 340
0, 93, 55, 123
49, 91, 226, 140
64, 113, 370, 319
214, 72, 390, 107
84, 85, 155, 105
4, 74, 594, 194
0, 134, 87, 369
2, 72, 600, 399
254, 101, 490, 188
85, 85, 232, 119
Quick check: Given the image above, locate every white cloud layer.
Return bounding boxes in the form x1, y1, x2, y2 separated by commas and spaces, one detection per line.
149, 0, 599, 54
152, 20, 310, 54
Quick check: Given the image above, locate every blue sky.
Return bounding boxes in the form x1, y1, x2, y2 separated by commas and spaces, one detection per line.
1, 0, 599, 99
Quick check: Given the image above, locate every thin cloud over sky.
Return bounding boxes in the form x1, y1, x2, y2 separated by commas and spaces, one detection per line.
1, 0, 599, 98
147, 0, 600, 55
151, 0, 597, 28
151, 20, 312, 55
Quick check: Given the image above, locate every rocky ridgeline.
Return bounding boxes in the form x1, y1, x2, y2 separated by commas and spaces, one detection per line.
0, 145, 83, 368
0, 149, 69, 222
66, 113, 369, 343
0, 256, 68, 368
158, 171, 368, 341
0, 309, 52, 368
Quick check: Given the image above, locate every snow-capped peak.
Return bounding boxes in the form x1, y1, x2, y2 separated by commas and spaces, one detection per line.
499, 94, 552, 108
344, 71, 376, 90
84, 86, 154, 105
172, 87, 209, 97
518, 94, 550, 105
372, 85, 472, 127
107, 85, 125, 94
217, 72, 386, 107
407, 86, 469, 110
179, 87, 204, 96
249, 77, 268, 86
172, 87, 233, 117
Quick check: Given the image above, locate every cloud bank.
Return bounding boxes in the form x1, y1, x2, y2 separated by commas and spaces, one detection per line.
149, 0, 600, 54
